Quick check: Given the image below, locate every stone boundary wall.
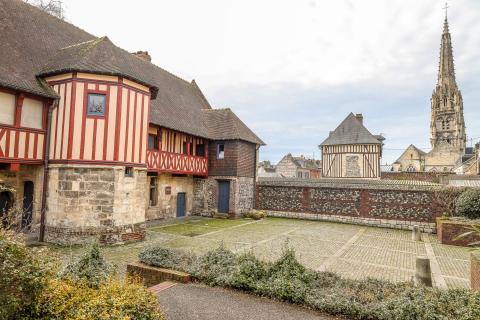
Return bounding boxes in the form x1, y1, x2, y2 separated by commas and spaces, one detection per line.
381, 172, 450, 183
255, 178, 442, 233
127, 261, 190, 287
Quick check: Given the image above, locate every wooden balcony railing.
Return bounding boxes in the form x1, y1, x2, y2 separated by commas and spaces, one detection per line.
146, 150, 208, 176
0, 125, 45, 163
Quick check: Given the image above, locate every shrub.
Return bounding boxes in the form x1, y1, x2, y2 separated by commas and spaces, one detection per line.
456, 188, 480, 219
139, 246, 194, 272
189, 243, 237, 286
258, 246, 314, 304
433, 187, 464, 217
60, 242, 115, 288
227, 251, 267, 291
37, 277, 165, 320
245, 209, 267, 220
0, 229, 57, 320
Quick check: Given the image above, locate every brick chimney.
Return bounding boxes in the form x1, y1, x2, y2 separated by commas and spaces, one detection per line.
355, 113, 363, 124
132, 51, 151, 62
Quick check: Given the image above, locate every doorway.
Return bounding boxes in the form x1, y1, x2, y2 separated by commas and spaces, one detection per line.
22, 181, 34, 228
0, 190, 13, 228
176, 192, 186, 217
217, 180, 230, 213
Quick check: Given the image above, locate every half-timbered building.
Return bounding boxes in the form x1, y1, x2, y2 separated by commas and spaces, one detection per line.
0, 0, 263, 244
320, 113, 384, 179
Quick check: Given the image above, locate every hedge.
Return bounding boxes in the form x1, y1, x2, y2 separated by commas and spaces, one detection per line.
140, 244, 480, 320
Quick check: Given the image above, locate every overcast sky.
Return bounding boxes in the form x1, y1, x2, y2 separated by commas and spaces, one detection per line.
61, 0, 480, 164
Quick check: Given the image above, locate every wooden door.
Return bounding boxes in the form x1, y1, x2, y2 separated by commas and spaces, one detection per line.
176, 192, 186, 217
22, 181, 34, 228
217, 181, 230, 213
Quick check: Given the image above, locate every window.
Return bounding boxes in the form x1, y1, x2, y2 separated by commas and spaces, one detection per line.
21, 98, 43, 129
124, 167, 134, 177
182, 142, 188, 155
217, 144, 225, 159
0, 92, 15, 125
148, 134, 157, 150
149, 178, 158, 206
87, 93, 106, 116
196, 144, 205, 157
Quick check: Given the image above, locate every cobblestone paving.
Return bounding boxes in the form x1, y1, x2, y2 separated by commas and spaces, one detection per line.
51, 217, 471, 289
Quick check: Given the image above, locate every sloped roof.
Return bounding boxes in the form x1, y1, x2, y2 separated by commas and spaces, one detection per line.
0, 0, 263, 144
0, 0, 94, 97
202, 108, 265, 145
394, 144, 427, 163
38, 37, 158, 97
320, 113, 382, 146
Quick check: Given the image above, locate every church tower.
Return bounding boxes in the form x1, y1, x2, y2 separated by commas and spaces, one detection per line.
430, 13, 466, 155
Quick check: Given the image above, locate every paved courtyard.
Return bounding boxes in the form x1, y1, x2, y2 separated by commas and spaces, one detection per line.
53, 217, 471, 289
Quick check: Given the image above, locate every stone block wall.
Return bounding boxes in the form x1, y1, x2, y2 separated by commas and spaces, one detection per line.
45, 164, 147, 245
255, 180, 440, 232
193, 176, 255, 217
146, 174, 194, 220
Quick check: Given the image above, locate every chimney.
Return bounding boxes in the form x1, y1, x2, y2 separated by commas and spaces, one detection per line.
132, 51, 151, 62
355, 113, 363, 124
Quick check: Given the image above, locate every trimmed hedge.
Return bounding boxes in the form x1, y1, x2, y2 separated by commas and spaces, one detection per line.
456, 188, 480, 219
140, 244, 480, 320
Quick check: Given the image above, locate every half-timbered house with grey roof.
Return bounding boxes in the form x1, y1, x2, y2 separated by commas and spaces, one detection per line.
320, 113, 383, 179
0, 0, 263, 244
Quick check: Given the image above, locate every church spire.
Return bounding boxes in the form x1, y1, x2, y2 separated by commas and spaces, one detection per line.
437, 2, 456, 88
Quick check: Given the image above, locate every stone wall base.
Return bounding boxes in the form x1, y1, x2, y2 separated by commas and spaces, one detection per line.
45, 222, 146, 245
127, 261, 190, 287
266, 210, 436, 233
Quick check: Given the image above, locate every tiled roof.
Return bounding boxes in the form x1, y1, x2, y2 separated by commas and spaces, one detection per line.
203, 108, 265, 145
38, 37, 158, 97
0, 0, 263, 144
320, 113, 382, 146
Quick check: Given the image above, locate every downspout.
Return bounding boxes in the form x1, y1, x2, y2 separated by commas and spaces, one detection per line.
252, 144, 259, 210
39, 99, 57, 242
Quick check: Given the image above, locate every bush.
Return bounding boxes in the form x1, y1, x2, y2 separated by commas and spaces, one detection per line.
60, 242, 115, 288
189, 243, 237, 286
139, 244, 480, 320
245, 210, 266, 220
227, 251, 267, 291
456, 188, 480, 219
258, 246, 314, 304
37, 277, 165, 320
0, 229, 57, 320
139, 246, 194, 272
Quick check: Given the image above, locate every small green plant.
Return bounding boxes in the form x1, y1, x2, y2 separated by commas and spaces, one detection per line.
227, 251, 267, 291
245, 209, 266, 220
139, 246, 195, 271
456, 188, 480, 219
60, 242, 115, 288
189, 243, 237, 286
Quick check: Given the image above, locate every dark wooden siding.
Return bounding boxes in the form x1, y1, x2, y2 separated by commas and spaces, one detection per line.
208, 140, 256, 177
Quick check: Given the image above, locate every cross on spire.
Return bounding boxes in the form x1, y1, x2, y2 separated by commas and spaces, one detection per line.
443, 2, 449, 19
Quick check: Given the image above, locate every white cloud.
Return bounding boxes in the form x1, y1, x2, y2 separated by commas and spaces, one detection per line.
62, 0, 480, 164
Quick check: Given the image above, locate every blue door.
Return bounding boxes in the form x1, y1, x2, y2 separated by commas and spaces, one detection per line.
218, 181, 230, 213
176, 193, 186, 217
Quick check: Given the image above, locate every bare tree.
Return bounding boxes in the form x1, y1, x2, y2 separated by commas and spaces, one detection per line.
25, 0, 65, 20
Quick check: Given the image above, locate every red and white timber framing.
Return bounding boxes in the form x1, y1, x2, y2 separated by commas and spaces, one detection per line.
0, 87, 48, 171
46, 72, 150, 167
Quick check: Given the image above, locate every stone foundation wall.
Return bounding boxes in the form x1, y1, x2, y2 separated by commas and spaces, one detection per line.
0, 165, 44, 229
146, 174, 194, 220
45, 164, 147, 244
256, 179, 440, 232
193, 176, 255, 217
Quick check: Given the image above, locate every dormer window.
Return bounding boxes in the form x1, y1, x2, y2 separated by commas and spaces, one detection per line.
87, 93, 106, 116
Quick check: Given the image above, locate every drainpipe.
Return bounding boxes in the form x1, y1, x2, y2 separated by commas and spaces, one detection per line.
39, 99, 57, 242
252, 144, 259, 210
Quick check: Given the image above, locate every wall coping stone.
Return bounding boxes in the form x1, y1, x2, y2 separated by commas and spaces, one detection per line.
127, 261, 190, 287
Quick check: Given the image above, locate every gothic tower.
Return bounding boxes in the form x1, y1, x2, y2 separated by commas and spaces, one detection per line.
430, 15, 466, 155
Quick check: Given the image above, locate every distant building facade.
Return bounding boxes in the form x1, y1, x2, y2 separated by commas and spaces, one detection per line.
394, 14, 475, 173
320, 113, 384, 179
275, 154, 321, 179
